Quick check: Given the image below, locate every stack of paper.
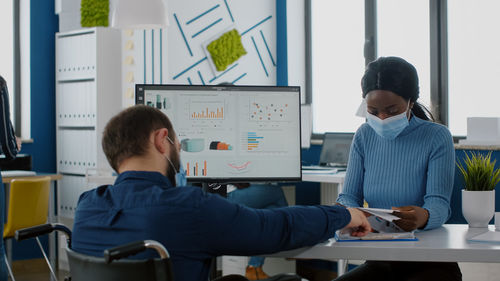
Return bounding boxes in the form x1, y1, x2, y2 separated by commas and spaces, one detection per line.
336, 207, 417, 241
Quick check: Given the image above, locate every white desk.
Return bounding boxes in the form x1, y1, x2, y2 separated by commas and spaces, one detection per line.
273, 224, 500, 276
301, 171, 346, 205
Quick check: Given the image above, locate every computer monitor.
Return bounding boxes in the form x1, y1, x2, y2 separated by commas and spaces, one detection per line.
135, 85, 302, 183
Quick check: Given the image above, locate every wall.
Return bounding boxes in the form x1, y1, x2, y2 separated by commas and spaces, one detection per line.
12, 0, 58, 260
21, 0, 57, 174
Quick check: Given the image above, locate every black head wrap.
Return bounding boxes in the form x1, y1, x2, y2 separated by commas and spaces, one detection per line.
361, 57, 432, 121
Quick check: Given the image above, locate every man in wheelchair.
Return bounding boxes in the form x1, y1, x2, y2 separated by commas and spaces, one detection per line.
71, 105, 371, 281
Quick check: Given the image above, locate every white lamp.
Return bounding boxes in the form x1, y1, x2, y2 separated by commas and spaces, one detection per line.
111, 0, 168, 29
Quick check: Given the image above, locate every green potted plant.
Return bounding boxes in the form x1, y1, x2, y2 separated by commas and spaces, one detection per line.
457, 151, 500, 228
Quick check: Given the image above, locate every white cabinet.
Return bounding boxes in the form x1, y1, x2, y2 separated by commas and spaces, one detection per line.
55, 27, 121, 219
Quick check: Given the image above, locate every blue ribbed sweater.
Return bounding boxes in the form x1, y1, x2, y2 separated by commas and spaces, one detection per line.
337, 115, 455, 230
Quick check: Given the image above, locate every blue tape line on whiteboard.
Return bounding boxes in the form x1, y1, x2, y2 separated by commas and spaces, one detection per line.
223, 0, 234, 22
232, 73, 247, 84
192, 18, 223, 38
187, 77, 193, 85
251, 36, 268, 77
260, 30, 276, 66
174, 13, 193, 57
173, 57, 208, 80
241, 15, 272, 36
186, 4, 220, 25
209, 63, 239, 83
198, 71, 205, 85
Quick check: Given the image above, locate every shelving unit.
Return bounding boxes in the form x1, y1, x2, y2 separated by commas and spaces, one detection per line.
55, 27, 121, 219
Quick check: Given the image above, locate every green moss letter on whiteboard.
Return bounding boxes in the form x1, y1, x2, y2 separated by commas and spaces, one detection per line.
81, 0, 109, 27
207, 29, 247, 72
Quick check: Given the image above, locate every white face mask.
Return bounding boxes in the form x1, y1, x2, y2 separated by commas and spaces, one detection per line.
366, 101, 411, 140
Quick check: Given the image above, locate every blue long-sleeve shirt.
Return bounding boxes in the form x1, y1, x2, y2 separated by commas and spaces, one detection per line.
337, 115, 455, 230
72, 171, 351, 281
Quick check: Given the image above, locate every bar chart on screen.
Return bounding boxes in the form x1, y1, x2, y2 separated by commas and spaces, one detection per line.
242, 131, 287, 153
186, 160, 208, 176
189, 100, 225, 120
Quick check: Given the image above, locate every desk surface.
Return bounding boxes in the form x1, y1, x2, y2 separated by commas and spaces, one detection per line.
273, 224, 500, 263
2, 173, 62, 183
302, 171, 346, 184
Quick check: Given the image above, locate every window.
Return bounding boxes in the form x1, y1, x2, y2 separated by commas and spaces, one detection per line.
311, 0, 365, 133
311, 1, 431, 134
377, 0, 431, 109
0, 0, 15, 118
448, 0, 500, 136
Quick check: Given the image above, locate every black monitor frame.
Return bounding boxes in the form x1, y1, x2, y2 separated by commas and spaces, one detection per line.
135, 84, 302, 184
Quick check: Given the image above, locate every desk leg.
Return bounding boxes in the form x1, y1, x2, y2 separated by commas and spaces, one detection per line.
4, 183, 11, 266
320, 183, 340, 205
48, 181, 57, 281
337, 259, 348, 276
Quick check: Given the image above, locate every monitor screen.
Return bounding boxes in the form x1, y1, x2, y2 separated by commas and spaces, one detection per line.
135, 85, 302, 183
319, 132, 354, 167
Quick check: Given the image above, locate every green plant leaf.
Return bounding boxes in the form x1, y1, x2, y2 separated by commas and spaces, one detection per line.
456, 151, 500, 191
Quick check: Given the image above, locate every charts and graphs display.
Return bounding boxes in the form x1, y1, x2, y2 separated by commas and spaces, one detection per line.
136, 85, 301, 182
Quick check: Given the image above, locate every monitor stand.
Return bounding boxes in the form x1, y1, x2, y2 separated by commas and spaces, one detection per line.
201, 182, 227, 198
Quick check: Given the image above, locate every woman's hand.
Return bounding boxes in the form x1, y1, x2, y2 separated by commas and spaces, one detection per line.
345, 208, 372, 237
15, 136, 21, 152
392, 205, 429, 231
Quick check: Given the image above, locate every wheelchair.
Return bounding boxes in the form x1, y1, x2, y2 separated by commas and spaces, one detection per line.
15, 224, 301, 281
15, 223, 174, 281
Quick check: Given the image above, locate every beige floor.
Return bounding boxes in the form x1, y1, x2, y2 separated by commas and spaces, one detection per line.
459, 263, 500, 281
9, 259, 68, 281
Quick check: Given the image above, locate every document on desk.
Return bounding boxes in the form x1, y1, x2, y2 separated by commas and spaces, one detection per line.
1, 170, 37, 177
468, 231, 500, 243
335, 207, 417, 241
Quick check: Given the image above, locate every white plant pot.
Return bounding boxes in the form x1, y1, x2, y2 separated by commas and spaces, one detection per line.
462, 189, 495, 228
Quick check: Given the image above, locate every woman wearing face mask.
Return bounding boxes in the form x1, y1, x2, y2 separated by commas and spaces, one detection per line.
335, 57, 461, 281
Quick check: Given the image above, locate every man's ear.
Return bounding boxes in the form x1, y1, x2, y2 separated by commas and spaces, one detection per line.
153, 128, 169, 154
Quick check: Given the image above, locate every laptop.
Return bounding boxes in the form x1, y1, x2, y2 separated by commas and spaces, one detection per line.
302, 132, 354, 173
318, 132, 354, 168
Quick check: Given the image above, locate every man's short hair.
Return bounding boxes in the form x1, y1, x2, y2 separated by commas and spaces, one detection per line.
102, 105, 174, 171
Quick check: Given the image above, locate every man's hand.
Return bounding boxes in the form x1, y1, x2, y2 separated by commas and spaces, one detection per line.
392, 205, 429, 231
344, 208, 372, 237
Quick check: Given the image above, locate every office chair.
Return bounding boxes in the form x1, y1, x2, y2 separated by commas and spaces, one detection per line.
3, 176, 51, 281
15, 223, 174, 281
